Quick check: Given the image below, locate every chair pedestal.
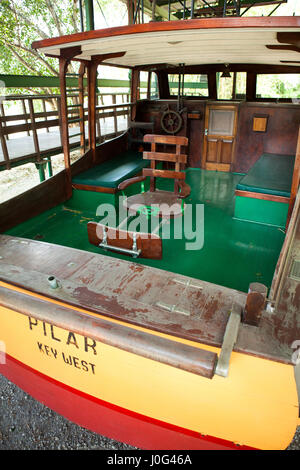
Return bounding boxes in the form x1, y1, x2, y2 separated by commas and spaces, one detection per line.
124, 191, 185, 218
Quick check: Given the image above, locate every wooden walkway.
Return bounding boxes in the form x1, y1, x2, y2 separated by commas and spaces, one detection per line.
0, 118, 128, 165
0, 93, 131, 170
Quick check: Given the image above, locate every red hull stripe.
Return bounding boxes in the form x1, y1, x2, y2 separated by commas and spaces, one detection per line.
0, 354, 255, 450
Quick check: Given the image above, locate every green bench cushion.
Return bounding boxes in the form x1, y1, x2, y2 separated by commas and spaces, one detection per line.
236, 153, 295, 198
72, 151, 149, 189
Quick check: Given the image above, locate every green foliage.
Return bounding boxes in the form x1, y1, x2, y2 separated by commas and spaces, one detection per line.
0, 0, 80, 82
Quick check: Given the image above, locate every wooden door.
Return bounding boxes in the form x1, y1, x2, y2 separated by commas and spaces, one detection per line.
202, 105, 237, 172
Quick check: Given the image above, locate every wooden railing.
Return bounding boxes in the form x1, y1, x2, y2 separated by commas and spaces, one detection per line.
0, 92, 132, 174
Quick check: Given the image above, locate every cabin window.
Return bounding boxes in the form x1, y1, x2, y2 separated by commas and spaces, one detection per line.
256, 74, 300, 99
168, 74, 209, 97
217, 72, 246, 100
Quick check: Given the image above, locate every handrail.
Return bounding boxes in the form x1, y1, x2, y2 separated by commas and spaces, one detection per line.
0, 92, 132, 172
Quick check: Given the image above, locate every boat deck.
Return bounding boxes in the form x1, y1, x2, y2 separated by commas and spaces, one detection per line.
5, 168, 285, 293
0, 168, 296, 363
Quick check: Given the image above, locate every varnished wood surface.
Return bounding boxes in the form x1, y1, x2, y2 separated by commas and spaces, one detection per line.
87, 221, 162, 259
286, 126, 300, 228
0, 234, 237, 348
72, 183, 116, 194
272, 194, 300, 350
0, 171, 69, 233
0, 234, 294, 364
0, 285, 218, 379
235, 190, 290, 204
32, 17, 300, 51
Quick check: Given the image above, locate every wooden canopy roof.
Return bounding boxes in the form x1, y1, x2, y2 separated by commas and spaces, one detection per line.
32, 16, 300, 70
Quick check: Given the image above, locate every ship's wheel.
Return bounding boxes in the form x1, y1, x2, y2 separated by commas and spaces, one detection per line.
160, 109, 183, 135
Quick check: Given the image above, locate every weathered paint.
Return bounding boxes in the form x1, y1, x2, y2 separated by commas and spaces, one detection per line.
0, 290, 298, 450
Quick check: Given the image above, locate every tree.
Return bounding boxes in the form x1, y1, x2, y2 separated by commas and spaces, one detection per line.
0, 0, 80, 96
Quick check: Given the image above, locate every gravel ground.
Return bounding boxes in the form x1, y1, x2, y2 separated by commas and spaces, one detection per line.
0, 373, 136, 450
0, 372, 299, 450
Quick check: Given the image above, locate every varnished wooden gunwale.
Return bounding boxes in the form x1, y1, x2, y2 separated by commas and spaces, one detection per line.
0, 284, 217, 379
235, 190, 290, 204
0, 234, 295, 365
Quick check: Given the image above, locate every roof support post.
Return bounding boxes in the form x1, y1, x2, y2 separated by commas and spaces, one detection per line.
59, 57, 72, 198
246, 72, 256, 101
58, 46, 82, 198
87, 52, 126, 163
87, 61, 98, 163
130, 68, 140, 122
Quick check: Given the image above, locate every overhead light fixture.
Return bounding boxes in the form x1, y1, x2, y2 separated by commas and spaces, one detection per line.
221, 65, 231, 78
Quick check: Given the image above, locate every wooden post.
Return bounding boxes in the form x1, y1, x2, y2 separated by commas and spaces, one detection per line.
246, 72, 257, 101
21, 99, 30, 136
28, 98, 41, 162
87, 61, 98, 163
56, 96, 63, 151
28, 97, 46, 182
0, 103, 9, 141
286, 126, 300, 230
96, 94, 101, 142
0, 111, 10, 170
127, 0, 134, 25
59, 56, 72, 198
42, 98, 49, 133
243, 282, 268, 326
112, 94, 118, 136
151, 0, 156, 21
87, 53, 126, 162
130, 68, 140, 122
78, 62, 86, 155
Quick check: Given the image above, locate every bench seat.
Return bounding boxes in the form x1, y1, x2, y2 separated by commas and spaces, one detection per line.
236, 153, 295, 198
72, 151, 149, 192
234, 153, 295, 227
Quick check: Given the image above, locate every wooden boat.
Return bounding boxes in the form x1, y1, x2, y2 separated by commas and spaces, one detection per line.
0, 14, 300, 450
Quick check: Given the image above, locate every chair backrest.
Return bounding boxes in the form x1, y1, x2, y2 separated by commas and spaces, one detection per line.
142, 134, 188, 194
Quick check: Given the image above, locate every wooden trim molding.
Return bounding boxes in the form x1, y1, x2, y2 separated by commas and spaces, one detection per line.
32, 17, 300, 51
72, 184, 116, 194
235, 190, 290, 204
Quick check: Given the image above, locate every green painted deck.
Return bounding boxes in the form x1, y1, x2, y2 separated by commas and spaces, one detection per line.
5, 169, 285, 293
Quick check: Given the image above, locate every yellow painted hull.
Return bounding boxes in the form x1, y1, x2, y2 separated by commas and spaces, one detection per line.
0, 281, 298, 450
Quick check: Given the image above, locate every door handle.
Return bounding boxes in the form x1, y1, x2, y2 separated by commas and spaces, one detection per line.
204, 128, 208, 136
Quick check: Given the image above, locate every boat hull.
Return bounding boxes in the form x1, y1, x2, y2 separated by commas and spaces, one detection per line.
0, 284, 298, 450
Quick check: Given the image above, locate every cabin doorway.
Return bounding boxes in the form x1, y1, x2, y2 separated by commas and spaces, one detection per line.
202, 105, 237, 172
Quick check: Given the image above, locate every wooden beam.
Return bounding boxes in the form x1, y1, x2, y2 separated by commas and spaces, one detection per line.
87, 61, 98, 163
277, 32, 300, 48
78, 62, 86, 155
130, 68, 140, 122
91, 51, 126, 64
246, 72, 256, 101
286, 126, 300, 229
266, 45, 300, 53
32, 17, 300, 51
143, 168, 186, 179
60, 46, 82, 60
208, 72, 217, 100
59, 57, 72, 198
243, 283, 268, 327
235, 190, 290, 204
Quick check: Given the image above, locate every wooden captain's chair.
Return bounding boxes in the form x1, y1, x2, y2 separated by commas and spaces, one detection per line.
118, 134, 191, 217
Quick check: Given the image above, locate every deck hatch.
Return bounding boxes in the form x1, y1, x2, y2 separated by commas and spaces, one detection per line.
289, 259, 300, 281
